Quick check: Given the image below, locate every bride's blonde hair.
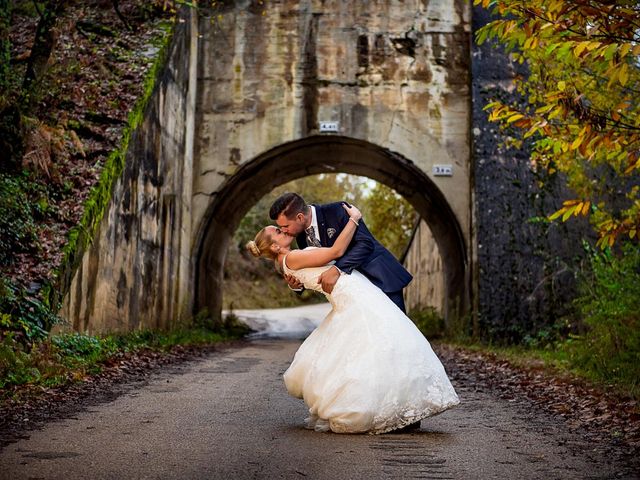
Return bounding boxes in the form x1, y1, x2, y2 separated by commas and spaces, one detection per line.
245, 227, 278, 261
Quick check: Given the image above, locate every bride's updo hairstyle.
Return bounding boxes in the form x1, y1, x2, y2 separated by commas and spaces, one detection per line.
245, 227, 277, 261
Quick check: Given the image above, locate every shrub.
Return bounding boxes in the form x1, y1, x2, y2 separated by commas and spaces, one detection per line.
0, 173, 38, 265
0, 334, 38, 388
409, 307, 445, 340
0, 277, 58, 344
569, 243, 640, 393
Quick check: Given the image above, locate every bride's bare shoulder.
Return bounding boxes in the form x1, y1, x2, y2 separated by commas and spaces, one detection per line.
284, 249, 311, 269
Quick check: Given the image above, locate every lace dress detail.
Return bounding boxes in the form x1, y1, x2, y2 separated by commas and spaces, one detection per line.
281, 249, 460, 435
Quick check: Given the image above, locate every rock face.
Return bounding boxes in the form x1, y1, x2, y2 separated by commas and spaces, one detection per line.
61, 1, 474, 333
469, 4, 590, 341
401, 4, 592, 340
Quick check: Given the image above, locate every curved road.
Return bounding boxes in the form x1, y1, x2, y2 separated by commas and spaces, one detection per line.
0, 307, 635, 479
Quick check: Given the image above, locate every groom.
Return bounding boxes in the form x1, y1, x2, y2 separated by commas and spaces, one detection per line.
269, 192, 413, 313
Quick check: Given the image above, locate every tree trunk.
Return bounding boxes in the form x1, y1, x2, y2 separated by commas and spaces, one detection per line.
0, 0, 10, 96
112, 0, 134, 32
22, 0, 67, 91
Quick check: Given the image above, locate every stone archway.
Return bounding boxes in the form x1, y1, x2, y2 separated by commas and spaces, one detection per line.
59, 2, 475, 335
195, 135, 468, 324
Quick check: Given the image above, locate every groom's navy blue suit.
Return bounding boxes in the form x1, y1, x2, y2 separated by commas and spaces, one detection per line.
296, 202, 413, 313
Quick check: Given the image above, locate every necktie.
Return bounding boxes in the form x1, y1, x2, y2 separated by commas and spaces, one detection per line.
305, 226, 322, 247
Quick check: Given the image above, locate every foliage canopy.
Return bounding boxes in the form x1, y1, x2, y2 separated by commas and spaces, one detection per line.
476, 0, 640, 247
234, 174, 416, 259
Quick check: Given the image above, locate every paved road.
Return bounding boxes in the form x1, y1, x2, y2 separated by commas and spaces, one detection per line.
225, 303, 331, 339
0, 338, 634, 480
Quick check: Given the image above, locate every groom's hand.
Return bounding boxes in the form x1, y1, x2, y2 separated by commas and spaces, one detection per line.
318, 266, 340, 294
284, 273, 304, 290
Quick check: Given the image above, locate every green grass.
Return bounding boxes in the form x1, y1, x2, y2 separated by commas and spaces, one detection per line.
438, 337, 639, 401
0, 316, 251, 395
409, 309, 638, 401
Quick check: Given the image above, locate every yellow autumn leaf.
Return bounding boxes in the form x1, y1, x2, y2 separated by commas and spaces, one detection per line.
574, 42, 589, 57
619, 44, 632, 58
619, 63, 629, 86
570, 136, 583, 150
624, 158, 640, 175
587, 41, 602, 51
562, 206, 575, 222
557, 81, 566, 91
548, 207, 566, 221
507, 113, 525, 123
601, 221, 614, 232
548, 0, 562, 13
581, 201, 591, 216
548, 105, 564, 120
615, 101, 630, 111
574, 202, 584, 216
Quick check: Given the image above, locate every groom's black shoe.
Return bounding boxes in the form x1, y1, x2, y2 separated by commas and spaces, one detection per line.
393, 421, 421, 433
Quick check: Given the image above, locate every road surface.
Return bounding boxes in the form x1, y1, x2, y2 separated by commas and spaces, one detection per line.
0, 335, 634, 479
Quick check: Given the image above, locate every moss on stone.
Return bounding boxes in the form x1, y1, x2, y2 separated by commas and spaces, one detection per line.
45, 22, 175, 313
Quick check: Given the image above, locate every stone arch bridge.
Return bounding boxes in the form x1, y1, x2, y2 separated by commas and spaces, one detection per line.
60, 1, 477, 333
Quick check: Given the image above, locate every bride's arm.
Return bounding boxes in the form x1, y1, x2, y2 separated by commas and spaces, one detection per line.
285, 204, 361, 270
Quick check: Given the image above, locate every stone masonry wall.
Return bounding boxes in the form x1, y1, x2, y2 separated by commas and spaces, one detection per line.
471, 5, 591, 341
403, 220, 445, 314
59, 13, 198, 333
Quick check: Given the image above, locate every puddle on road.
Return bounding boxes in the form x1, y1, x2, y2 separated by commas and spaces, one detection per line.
225, 304, 331, 339
198, 357, 262, 374
21, 451, 81, 459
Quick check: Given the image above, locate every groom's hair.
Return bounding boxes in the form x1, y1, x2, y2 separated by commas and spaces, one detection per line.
270, 192, 307, 220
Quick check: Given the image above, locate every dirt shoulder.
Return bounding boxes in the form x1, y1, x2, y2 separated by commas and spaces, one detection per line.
434, 343, 640, 464
0, 338, 249, 451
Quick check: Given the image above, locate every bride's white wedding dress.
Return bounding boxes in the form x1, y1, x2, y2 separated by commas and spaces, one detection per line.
282, 250, 460, 434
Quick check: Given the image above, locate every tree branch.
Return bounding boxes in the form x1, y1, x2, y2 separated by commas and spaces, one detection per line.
32, 0, 43, 18
23, 0, 68, 92
111, 0, 134, 32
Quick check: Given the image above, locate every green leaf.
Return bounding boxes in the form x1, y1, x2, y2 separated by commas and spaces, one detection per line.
603, 43, 618, 61
549, 208, 565, 221
562, 206, 575, 222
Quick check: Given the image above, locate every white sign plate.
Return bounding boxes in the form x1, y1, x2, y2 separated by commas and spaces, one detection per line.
432, 164, 453, 176
319, 121, 340, 133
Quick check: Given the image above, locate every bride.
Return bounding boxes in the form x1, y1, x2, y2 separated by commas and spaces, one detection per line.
246, 203, 459, 434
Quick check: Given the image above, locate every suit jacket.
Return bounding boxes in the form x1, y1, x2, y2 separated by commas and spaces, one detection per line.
296, 202, 413, 293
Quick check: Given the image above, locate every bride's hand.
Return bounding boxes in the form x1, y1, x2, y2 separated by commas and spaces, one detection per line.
342, 203, 362, 222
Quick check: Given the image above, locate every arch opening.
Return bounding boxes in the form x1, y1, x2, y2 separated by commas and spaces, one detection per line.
195, 136, 469, 326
